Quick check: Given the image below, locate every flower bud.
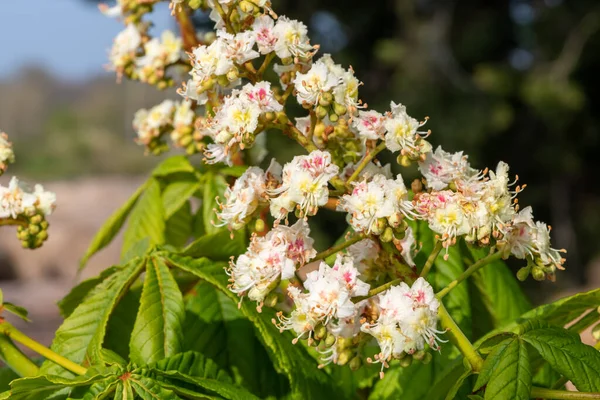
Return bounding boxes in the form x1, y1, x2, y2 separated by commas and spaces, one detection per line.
254, 218, 266, 233
324, 334, 336, 348
420, 352, 432, 364
399, 356, 413, 368
315, 105, 328, 120
380, 227, 394, 243
226, 68, 239, 82
516, 266, 530, 281
329, 112, 339, 123
319, 92, 333, 107
337, 349, 353, 366
412, 350, 426, 361
314, 324, 328, 341
264, 292, 278, 308
314, 122, 326, 137
239, 0, 256, 13
531, 266, 546, 281
349, 356, 362, 371
397, 155, 412, 167
30, 215, 43, 225
28, 224, 40, 235
411, 179, 423, 194
333, 102, 347, 116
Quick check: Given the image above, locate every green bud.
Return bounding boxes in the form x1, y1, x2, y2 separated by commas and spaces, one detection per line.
226, 68, 239, 82
30, 215, 43, 224
531, 267, 546, 281
328, 112, 339, 123
338, 337, 354, 349
315, 105, 328, 120
333, 102, 347, 116
381, 227, 394, 243
412, 350, 426, 361
264, 112, 276, 122
516, 266, 531, 281
157, 80, 168, 90
314, 122, 326, 137
420, 352, 432, 365
337, 349, 353, 366
20, 240, 30, 249
349, 356, 362, 371
254, 219, 266, 233
397, 155, 412, 167
28, 224, 41, 235
314, 324, 328, 341
399, 356, 413, 368
180, 135, 193, 147
396, 351, 407, 360
324, 334, 336, 348
37, 231, 48, 241
217, 75, 230, 86
319, 92, 333, 107
17, 229, 30, 241
239, 0, 255, 13
264, 292, 278, 308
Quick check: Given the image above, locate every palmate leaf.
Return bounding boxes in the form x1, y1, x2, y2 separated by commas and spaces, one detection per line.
151, 352, 231, 382
113, 381, 135, 400
2, 303, 29, 322
477, 337, 531, 400
476, 287, 600, 346
121, 179, 165, 259
152, 156, 196, 178
129, 375, 181, 400
182, 281, 288, 398
162, 178, 202, 220
7, 373, 112, 400
521, 320, 600, 392
79, 181, 148, 270
369, 361, 434, 400
103, 285, 142, 362
58, 266, 122, 318
165, 200, 193, 248
165, 254, 338, 399
182, 230, 246, 261
41, 260, 145, 377
466, 245, 531, 328
129, 257, 185, 366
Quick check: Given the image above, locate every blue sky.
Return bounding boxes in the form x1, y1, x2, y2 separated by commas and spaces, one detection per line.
0, 0, 174, 81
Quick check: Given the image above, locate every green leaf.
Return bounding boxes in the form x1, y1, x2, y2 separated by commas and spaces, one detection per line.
58, 266, 122, 318
202, 173, 229, 235
103, 286, 142, 362
121, 179, 165, 259
474, 337, 513, 391
129, 257, 185, 365
165, 200, 193, 248
152, 155, 196, 177
369, 362, 433, 400
129, 375, 181, 400
445, 366, 473, 400
151, 352, 231, 382
476, 288, 600, 346
2, 303, 29, 322
162, 178, 201, 219
476, 332, 517, 355
467, 245, 531, 327
182, 282, 288, 398
423, 357, 470, 400
521, 320, 600, 392
8, 374, 110, 400
217, 166, 248, 178
41, 260, 145, 377
80, 181, 148, 269
482, 338, 531, 400
113, 381, 135, 400
166, 254, 337, 399
0, 366, 19, 392
183, 230, 247, 261
78, 378, 119, 400
151, 369, 259, 400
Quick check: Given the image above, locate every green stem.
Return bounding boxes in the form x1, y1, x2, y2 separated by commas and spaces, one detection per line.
436, 251, 503, 299
0, 334, 39, 377
438, 302, 484, 372
0, 218, 27, 227
345, 142, 387, 187
256, 52, 275, 78
312, 234, 367, 262
530, 387, 600, 399
420, 241, 443, 277
0, 321, 87, 376
353, 278, 403, 303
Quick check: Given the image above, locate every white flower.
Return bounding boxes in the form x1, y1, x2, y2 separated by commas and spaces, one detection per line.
419, 146, 477, 191
133, 100, 177, 144
268, 150, 339, 219
0, 132, 15, 173
383, 102, 430, 158
33, 184, 57, 217
229, 219, 316, 303
216, 167, 268, 230
190, 38, 232, 86
0, 177, 37, 219
173, 100, 195, 128
293, 60, 339, 106
109, 24, 142, 69
218, 30, 260, 65
352, 110, 386, 140
339, 174, 414, 234
347, 238, 380, 273
240, 81, 283, 113
137, 31, 182, 75
273, 16, 314, 59
362, 278, 443, 375
252, 15, 278, 54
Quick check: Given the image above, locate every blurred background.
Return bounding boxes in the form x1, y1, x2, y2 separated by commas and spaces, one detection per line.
1, 0, 599, 346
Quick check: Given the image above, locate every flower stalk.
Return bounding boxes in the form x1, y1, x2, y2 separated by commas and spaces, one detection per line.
0, 333, 39, 377
436, 251, 503, 299
0, 321, 87, 376
419, 241, 443, 277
